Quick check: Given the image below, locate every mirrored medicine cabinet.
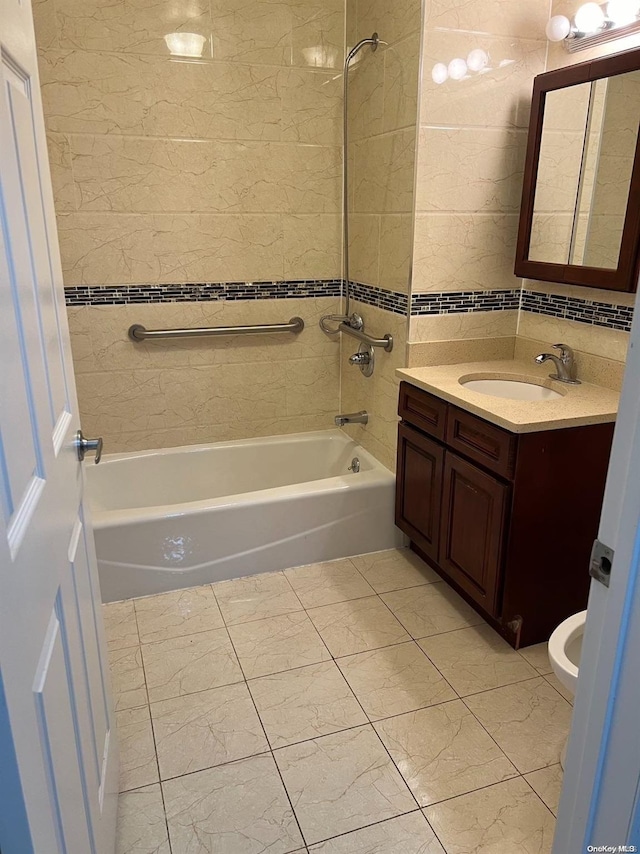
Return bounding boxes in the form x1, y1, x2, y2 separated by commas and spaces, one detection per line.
515, 47, 640, 292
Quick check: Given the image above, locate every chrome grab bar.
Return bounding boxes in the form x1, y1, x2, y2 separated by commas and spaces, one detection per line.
128, 317, 304, 342
338, 321, 393, 353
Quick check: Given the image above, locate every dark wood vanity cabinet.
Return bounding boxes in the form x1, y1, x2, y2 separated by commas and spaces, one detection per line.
396, 381, 615, 647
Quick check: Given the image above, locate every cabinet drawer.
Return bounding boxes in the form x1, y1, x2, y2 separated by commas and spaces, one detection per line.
398, 382, 447, 440
446, 407, 516, 479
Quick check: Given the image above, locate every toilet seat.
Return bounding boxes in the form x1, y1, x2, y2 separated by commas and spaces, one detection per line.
548, 609, 587, 695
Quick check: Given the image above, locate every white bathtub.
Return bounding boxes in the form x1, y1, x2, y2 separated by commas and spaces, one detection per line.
87, 430, 403, 602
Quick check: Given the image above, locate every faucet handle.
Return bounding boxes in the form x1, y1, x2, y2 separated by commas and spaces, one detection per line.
552, 343, 574, 362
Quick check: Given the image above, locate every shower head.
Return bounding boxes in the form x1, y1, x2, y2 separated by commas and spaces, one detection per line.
346, 32, 382, 66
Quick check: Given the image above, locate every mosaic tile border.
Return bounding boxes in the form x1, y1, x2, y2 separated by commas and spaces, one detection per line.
64, 279, 343, 306
521, 289, 633, 333
348, 281, 409, 316
63, 279, 634, 332
411, 289, 521, 316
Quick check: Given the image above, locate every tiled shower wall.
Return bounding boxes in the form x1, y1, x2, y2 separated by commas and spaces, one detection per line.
33, 0, 346, 451
339, 0, 422, 471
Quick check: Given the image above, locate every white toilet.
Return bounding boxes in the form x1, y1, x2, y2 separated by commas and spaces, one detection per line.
548, 609, 587, 768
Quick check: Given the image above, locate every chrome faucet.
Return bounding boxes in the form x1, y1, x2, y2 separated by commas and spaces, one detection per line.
335, 411, 369, 426
534, 343, 581, 384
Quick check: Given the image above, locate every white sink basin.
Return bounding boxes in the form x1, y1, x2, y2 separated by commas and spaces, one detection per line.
460, 378, 563, 401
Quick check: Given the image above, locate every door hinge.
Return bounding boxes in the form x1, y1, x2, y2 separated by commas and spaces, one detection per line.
590, 538, 614, 588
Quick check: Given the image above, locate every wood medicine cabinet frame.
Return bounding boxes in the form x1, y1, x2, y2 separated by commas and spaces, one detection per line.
515, 47, 640, 293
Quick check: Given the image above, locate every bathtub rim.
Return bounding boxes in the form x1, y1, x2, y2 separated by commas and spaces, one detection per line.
88, 429, 394, 529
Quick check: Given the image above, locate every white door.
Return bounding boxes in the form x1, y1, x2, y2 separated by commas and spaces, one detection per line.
553, 286, 640, 851
0, 0, 118, 849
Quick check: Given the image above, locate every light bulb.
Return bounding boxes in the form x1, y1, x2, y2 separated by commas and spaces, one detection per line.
607, 0, 640, 24
448, 57, 468, 81
545, 14, 572, 40
431, 62, 449, 84
574, 2, 606, 32
466, 48, 489, 72
164, 32, 207, 57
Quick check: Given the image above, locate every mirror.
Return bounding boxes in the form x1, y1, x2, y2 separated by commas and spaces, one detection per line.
516, 49, 640, 292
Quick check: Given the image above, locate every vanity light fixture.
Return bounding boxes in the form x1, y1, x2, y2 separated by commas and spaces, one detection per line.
164, 32, 207, 57
546, 0, 640, 51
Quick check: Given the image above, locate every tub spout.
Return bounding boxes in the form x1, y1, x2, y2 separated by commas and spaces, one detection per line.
335, 411, 369, 426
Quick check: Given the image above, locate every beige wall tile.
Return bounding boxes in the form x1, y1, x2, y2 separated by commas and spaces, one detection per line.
291, 0, 345, 69
379, 214, 413, 293
39, 50, 283, 140
349, 214, 380, 285
55, 0, 211, 57
347, 53, 385, 142
421, 31, 546, 130
283, 214, 341, 280
517, 311, 630, 363
407, 337, 516, 367
426, 0, 548, 39
280, 68, 342, 145
354, 129, 416, 214
33, 0, 58, 50
416, 126, 527, 213
57, 212, 285, 285
413, 213, 520, 293
46, 132, 75, 212
355, 0, 422, 46
410, 310, 519, 343
68, 135, 340, 215
383, 31, 421, 134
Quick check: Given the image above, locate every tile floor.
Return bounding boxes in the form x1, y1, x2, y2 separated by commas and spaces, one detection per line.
105, 548, 569, 854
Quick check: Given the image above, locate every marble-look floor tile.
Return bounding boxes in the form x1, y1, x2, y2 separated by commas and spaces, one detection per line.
142, 628, 243, 703
151, 682, 268, 780
134, 585, 224, 644
418, 624, 538, 696
464, 678, 573, 773
109, 646, 147, 711
337, 642, 455, 721
274, 725, 416, 845
249, 660, 367, 748
116, 706, 158, 792
163, 753, 303, 854
308, 811, 445, 853
519, 642, 553, 675
228, 611, 331, 679
424, 778, 556, 854
116, 783, 170, 854
350, 549, 440, 594
307, 596, 410, 657
381, 583, 484, 639
525, 764, 564, 816
103, 600, 139, 651
284, 558, 374, 608
375, 700, 517, 806
544, 672, 575, 704
213, 571, 303, 625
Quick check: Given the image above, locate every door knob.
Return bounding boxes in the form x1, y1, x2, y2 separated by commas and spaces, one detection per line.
76, 430, 103, 464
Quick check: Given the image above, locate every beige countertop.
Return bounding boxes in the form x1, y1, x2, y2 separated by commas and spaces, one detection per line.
397, 360, 619, 433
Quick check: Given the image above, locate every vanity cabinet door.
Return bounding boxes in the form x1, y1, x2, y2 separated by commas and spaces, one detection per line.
439, 452, 508, 616
395, 423, 444, 564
